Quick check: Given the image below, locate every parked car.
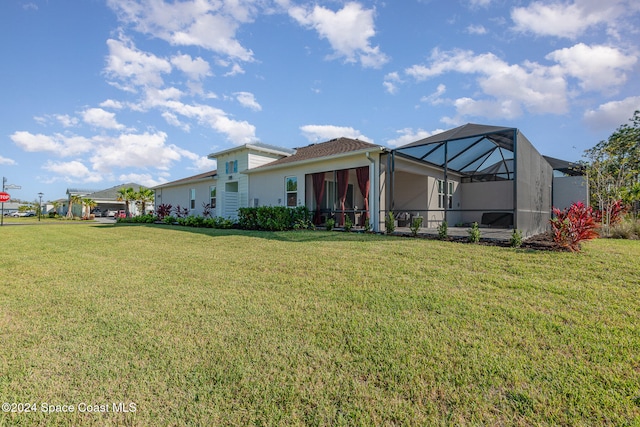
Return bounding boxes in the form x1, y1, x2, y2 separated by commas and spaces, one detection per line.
92, 208, 103, 217
106, 210, 117, 217
11, 211, 35, 217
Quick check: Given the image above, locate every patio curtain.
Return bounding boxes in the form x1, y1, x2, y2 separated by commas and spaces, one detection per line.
312, 172, 325, 225
337, 169, 349, 226
356, 166, 370, 225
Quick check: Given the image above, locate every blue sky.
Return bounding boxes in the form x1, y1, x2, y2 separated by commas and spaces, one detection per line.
1, 0, 639, 202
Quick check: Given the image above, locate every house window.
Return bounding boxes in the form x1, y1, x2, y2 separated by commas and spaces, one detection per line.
210, 186, 216, 209
225, 160, 238, 174
285, 176, 297, 207
438, 180, 453, 209
190, 188, 196, 210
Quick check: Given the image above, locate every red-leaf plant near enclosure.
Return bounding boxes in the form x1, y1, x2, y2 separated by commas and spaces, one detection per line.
550, 202, 600, 252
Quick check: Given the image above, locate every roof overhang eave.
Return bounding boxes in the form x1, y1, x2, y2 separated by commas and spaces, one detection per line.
245, 146, 387, 174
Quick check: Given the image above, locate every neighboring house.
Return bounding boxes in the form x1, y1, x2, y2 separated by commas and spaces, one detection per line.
0, 202, 22, 216
154, 124, 588, 237
65, 183, 151, 217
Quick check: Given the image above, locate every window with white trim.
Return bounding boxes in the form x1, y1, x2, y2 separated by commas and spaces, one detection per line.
190, 188, 196, 210
438, 180, 453, 209
285, 176, 297, 207
210, 186, 216, 209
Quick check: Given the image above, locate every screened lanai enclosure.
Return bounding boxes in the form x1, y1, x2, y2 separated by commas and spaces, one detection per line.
386, 124, 553, 237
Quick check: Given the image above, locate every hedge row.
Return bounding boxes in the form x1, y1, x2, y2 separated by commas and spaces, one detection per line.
116, 206, 312, 231
238, 206, 311, 231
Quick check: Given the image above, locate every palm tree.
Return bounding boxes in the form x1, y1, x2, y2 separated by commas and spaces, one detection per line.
82, 198, 97, 219
50, 200, 61, 217
116, 187, 135, 218
136, 187, 155, 216
67, 195, 82, 218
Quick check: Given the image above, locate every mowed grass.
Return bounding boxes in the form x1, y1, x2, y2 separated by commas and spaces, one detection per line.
0, 223, 639, 426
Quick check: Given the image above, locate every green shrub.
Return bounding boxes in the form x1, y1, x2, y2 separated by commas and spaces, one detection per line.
437, 221, 448, 240
237, 206, 309, 231
363, 217, 371, 233
385, 212, 395, 235
344, 214, 353, 232
163, 215, 176, 225
325, 218, 335, 231
468, 222, 481, 243
410, 216, 423, 237
510, 229, 523, 248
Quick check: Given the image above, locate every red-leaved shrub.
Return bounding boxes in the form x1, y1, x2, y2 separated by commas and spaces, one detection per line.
550, 202, 600, 252
593, 199, 626, 226
156, 203, 172, 220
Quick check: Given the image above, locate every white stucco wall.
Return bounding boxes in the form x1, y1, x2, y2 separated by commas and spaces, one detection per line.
155, 178, 217, 217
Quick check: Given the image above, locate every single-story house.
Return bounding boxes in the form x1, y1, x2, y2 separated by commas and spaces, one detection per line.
154, 124, 588, 237
64, 183, 151, 217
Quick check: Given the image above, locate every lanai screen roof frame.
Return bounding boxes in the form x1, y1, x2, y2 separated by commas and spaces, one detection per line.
393, 123, 517, 182
390, 123, 552, 236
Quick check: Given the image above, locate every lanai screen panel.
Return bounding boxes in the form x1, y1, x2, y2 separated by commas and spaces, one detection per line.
515, 131, 552, 235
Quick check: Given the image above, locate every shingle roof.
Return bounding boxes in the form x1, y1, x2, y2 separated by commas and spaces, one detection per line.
152, 170, 217, 189
253, 137, 383, 169
87, 183, 149, 200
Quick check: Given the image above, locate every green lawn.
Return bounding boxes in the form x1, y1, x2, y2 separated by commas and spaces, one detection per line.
1, 222, 639, 426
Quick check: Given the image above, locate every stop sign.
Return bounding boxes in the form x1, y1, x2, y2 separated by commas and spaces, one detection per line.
0, 192, 10, 203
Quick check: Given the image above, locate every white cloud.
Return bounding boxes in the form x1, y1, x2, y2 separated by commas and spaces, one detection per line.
161, 111, 191, 132
511, 0, 635, 39
469, 0, 492, 7
420, 84, 447, 105
406, 49, 568, 117
90, 131, 182, 172
42, 160, 101, 182
223, 63, 245, 77
54, 114, 79, 127
299, 124, 372, 143
191, 156, 217, 170
466, 24, 487, 35
104, 37, 172, 90
289, 2, 388, 68
154, 100, 257, 144
387, 128, 446, 147
171, 54, 211, 80
383, 72, 402, 94
234, 92, 262, 111
99, 99, 124, 109
117, 173, 164, 188
107, 0, 255, 61
583, 96, 640, 130
10, 131, 92, 156
82, 108, 125, 130
545, 43, 636, 92
0, 156, 17, 165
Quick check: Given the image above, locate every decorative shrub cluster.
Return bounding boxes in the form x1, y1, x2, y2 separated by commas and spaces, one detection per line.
550, 202, 599, 252
593, 199, 626, 226
237, 206, 311, 231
